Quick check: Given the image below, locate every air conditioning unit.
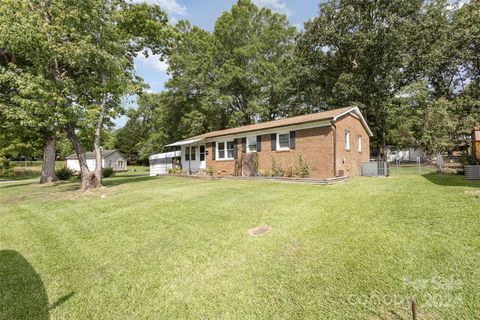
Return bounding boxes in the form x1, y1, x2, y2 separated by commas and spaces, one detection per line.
465, 165, 480, 180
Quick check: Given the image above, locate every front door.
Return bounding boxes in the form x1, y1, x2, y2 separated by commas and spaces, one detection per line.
199, 145, 206, 169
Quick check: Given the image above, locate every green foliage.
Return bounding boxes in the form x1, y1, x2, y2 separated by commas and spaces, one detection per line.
0, 157, 14, 176
206, 167, 214, 175
102, 167, 115, 178
297, 155, 310, 178
271, 156, 283, 177
55, 166, 74, 180
167, 167, 182, 175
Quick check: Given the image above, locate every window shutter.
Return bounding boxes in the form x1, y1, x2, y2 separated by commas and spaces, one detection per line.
256, 135, 262, 152
242, 137, 246, 153
271, 133, 276, 151
233, 138, 238, 159
289, 131, 296, 149
211, 142, 216, 160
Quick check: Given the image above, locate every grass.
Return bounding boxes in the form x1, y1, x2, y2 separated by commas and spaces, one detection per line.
0, 162, 149, 181
0, 172, 479, 319
114, 165, 149, 176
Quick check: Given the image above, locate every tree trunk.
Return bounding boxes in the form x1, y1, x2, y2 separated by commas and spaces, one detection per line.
94, 76, 108, 183
39, 125, 58, 184
66, 123, 102, 190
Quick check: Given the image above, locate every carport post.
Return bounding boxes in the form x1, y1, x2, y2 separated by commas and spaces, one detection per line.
188, 143, 191, 175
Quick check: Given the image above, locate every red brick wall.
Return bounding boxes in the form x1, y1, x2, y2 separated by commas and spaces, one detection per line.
335, 114, 370, 177
205, 126, 335, 179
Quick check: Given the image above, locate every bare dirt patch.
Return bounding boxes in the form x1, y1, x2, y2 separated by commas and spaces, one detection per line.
248, 225, 271, 236
464, 190, 480, 198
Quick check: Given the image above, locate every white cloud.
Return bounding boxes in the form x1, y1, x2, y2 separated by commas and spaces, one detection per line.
130, 0, 187, 16
135, 51, 169, 73
252, 0, 291, 15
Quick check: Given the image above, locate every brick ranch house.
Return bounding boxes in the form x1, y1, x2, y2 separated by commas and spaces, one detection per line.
159, 106, 372, 179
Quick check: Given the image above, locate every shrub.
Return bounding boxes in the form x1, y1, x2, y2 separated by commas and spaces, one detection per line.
271, 157, 283, 177
258, 169, 270, 177
102, 167, 115, 178
284, 166, 295, 177
206, 167, 214, 175
168, 167, 182, 175
0, 157, 14, 176
297, 155, 310, 178
56, 166, 74, 180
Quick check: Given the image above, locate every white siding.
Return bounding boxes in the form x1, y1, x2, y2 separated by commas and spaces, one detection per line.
104, 152, 128, 171
66, 152, 127, 172
181, 145, 206, 172
66, 159, 101, 172
149, 151, 181, 176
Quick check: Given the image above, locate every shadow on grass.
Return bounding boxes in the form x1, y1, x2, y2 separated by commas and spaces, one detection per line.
0, 181, 38, 189
423, 173, 480, 187
0, 250, 49, 319
0, 250, 75, 319
102, 175, 156, 187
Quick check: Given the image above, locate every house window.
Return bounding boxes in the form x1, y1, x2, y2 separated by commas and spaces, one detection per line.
357, 135, 362, 152
217, 141, 235, 160
227, 141, 235, 158
247, 136, 257, 152
200, 145, 205, 161
190, 146, 196, 161
345, 130, 350, 150
185, 146, 196, 161
118, 160, 124, 169
277, 133, 290, 150
107, 160, 112, 168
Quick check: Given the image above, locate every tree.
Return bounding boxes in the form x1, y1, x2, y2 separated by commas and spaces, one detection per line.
0, 0, 169, 189
212, 0, 296, 125
115, 93, 169, 164
295, 0, 425, 156
0, 1, 60, 182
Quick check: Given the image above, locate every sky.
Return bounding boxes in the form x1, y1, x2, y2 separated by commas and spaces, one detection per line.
117, 0, 324, 127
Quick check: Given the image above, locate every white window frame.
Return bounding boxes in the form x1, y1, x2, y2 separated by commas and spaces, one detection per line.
117, 160, 124, 169
246, 136, 257, 153
357, 135, 362, 152
277, 132, 290, 151
345, 130, 350, 151
216, 140, 235, 160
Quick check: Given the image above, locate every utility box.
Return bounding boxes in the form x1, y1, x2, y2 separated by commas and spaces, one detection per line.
361, 161, 389, 177
465, 165, 480, 180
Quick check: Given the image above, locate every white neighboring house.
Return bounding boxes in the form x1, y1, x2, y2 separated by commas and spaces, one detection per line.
66, 150, 128, 172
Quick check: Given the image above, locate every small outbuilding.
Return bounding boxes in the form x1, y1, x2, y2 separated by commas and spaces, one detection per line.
66, 150, 127, 172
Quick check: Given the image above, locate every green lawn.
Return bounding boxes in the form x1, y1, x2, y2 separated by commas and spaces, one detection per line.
1, 173, 479, 319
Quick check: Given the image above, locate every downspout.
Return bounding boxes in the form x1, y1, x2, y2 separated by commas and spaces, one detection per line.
331, 120, 337, 177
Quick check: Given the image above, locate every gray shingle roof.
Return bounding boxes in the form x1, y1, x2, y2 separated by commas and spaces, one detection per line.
65, 150, 119, 160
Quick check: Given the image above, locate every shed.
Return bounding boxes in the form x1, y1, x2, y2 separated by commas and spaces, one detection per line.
66, 150, 127, 172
